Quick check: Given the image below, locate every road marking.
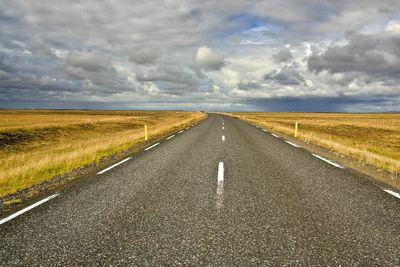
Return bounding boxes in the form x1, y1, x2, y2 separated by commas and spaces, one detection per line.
222, 135, 225, 141
285, 140, 300, 147
383, 189, 400, 199
97, 157, 132, 174
178, 130, 184, 133
166, 135, 175, 140
217, 162, 224, 196
312, 154, 344, 169
0, 194, 59, 225
145, 143, 159, 151
262, 129, 268, 132
218, 162, 224, 182
271, 133, 279, 138
222, 127, 224, 130
217, 181, 224, 196
186, 127, 190, 130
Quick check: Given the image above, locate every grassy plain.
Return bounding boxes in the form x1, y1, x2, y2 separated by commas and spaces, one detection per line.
0, 110, 205, 197
228, 112, 400, 176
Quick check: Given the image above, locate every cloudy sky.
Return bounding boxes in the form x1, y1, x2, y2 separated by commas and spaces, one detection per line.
1, 0, 400, 111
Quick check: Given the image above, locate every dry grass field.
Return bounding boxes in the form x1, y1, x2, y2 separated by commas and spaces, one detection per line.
228, 112, 400, 176
0, 110, 205, 197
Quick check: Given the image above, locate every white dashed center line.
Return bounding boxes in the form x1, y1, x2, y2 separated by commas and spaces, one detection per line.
178, 130, 184, 133
0, 193, 59, 225
145, 142, 159, 151
97, 157, 132, 174
222, 126, 224, 130
166, 135, 175, 140
222, 135, 225, 141
312, 154, 344, 169
217, 162, 224, 196
218, 162, 224, 183
271, 133, 279, 138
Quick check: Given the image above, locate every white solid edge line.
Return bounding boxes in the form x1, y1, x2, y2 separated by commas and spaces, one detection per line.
97, 157, 132, 174
166, 134, 175, 140
383, 189, 400, 199
285, 140, 300, 148
0, 194, 59, 225
312, 154, 344, 169
271, 133, 279, 138
145, 143, 160, 151
222, 135, 225, 141
218, 162, 224, 182
178, 130, 184, 133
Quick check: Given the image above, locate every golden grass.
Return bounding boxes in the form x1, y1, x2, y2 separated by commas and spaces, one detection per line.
227, 112, 400, 175
0, 110, 205, 197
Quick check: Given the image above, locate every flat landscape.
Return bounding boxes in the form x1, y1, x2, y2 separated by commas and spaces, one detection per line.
227, 112, 400, 178
1, 114, 399, 265
2, 1, 400, 265
0, 110, 204, 198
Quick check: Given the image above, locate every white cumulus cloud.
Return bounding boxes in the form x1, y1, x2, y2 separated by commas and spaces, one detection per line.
195, 46, 224, 71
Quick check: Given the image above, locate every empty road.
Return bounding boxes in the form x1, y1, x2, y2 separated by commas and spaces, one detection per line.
1, 114, 399, 266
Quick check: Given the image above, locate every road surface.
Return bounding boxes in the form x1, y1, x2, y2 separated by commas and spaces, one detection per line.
1, 114, 399, 266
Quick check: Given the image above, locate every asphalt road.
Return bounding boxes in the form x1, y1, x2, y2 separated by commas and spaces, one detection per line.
1, 113, 399, 266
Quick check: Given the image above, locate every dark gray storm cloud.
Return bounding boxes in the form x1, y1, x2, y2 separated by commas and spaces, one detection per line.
272, 49, 294, 64
0, 0, 400, 111
246, 94, 400, 112
308, 31, 400, 82
264, 65, 305, 86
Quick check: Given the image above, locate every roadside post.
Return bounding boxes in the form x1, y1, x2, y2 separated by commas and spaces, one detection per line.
144, 124, 148, 141
294, 122, 298, 138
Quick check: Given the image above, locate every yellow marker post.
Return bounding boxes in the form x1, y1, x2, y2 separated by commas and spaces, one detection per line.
144, 124, 148, 141
294, 122, 298, 138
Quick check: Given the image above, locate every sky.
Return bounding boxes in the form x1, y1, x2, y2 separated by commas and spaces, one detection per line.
1, 0, 400, 111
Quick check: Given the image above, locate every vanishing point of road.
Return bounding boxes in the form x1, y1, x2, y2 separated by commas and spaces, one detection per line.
1, 114, 399, 266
